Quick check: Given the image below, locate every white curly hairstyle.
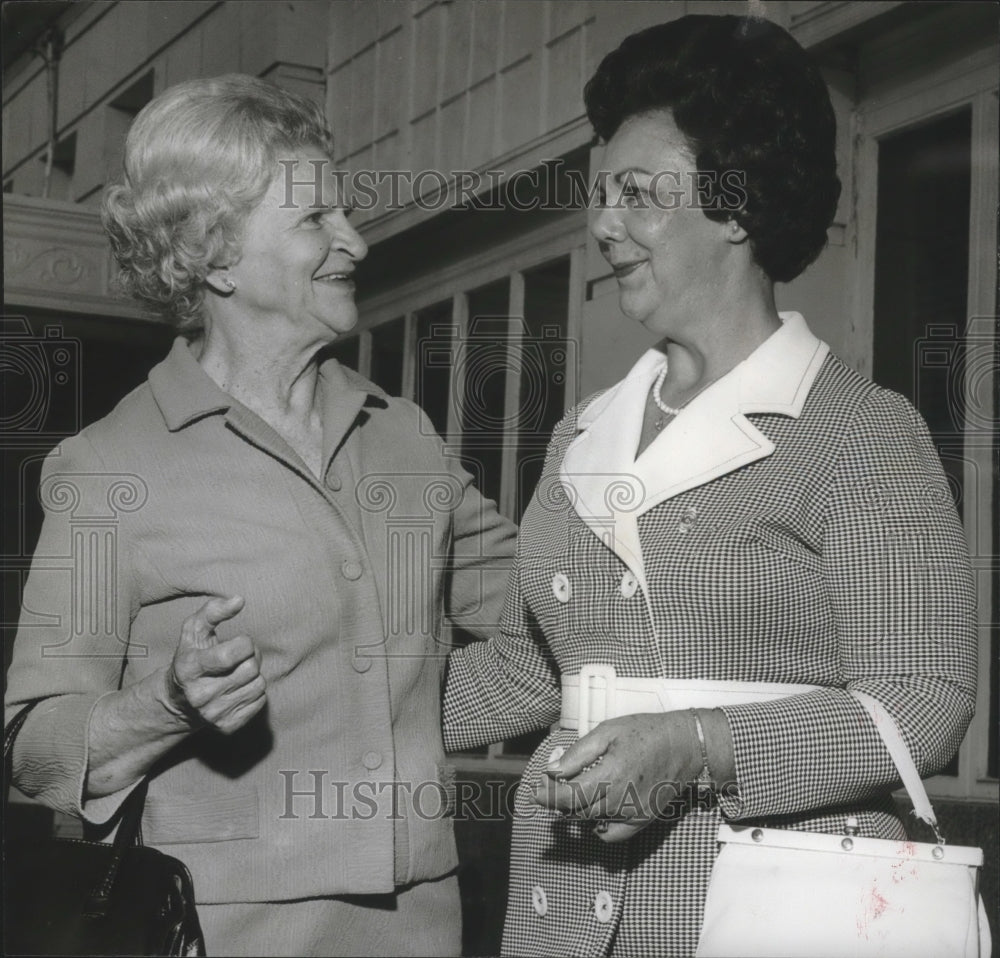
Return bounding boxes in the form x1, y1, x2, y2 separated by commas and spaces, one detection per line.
102, 74, 334, 334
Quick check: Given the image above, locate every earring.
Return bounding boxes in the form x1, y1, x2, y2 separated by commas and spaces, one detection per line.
222, 277, 236, 291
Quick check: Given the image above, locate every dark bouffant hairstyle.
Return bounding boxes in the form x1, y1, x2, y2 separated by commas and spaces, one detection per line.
584, 15, 841, 283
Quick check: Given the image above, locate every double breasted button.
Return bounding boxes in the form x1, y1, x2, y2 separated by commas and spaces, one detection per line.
551, 573, 571, 603
593, 890, 614, 923
326, 472, 343, 492
352, 654, 372, 673
531, 885, 548, 917
619, 571, 638, 599
362, 750, 383, 770
341, 559, 363, 580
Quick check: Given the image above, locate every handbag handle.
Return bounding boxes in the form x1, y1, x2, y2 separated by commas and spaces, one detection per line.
4, 700, 150, 917
849, 690, 945, 843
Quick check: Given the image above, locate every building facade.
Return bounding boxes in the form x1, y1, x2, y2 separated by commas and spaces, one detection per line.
3, 1, 997, 950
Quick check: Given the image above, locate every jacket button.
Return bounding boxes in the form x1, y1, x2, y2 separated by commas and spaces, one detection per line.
342, 559, 363, 580
619, 571, 638, 599
352, 654, 372, 673
531, 885, 548, 917
593, 890, 614, 923
362, 751, 382, 770
551, 573, 571, 603
326, 472, 343, 492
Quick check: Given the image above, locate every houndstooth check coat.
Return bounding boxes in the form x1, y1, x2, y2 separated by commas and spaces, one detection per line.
443, 313, 978, 958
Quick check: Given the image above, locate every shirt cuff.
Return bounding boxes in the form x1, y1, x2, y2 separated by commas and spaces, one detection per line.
12, 691, 143, 826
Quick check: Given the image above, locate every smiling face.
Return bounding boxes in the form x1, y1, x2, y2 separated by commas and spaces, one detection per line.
591, 111, 736, 340
222, 148, 367, 342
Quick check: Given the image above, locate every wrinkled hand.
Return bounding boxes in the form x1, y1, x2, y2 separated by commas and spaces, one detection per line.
534, 712, 702, 842
164, 595, 266, 734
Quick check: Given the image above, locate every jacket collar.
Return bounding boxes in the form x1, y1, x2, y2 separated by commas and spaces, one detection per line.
149, 337, 389, 434
575, 311, 825, 431
560, 312, 828, 599
148, 337, 231, 431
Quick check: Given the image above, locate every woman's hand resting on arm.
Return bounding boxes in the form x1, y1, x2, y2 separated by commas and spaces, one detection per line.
85, 595, 266, 799
535, 709, 736, 843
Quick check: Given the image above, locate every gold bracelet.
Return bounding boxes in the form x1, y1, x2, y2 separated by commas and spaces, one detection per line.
689, 708, 715, 791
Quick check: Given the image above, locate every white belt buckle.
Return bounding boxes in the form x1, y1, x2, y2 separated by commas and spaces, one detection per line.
577, 664, 617, 736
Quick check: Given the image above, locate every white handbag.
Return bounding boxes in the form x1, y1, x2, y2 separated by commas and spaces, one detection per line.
696, 691, 992, 958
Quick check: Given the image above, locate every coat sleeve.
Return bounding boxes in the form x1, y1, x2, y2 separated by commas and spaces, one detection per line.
442, 545, 562, 752
441, 409, 585, 752
4, 433, 141, 824
431, 405, 518, 639
718, 389, 978, 821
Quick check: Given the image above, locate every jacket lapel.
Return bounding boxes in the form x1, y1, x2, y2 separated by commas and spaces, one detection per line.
560, 352, 658, 598
560, 312, 829, 594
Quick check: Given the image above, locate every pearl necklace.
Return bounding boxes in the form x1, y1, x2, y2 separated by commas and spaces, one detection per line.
650, 365, 721, 431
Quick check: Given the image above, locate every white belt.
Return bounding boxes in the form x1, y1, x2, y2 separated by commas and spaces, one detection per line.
561, 664, 820, 734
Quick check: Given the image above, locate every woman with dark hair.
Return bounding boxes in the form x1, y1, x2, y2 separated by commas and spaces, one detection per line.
5, 74, 515, 956
444, 14, 976, 956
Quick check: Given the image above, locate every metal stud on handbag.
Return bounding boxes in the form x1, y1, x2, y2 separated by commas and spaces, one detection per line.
696, 691, 992, 958
4, 702, 207, 956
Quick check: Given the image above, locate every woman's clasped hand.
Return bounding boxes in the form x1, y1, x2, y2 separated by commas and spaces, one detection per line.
536, 710, 730, 843
163, 596, 266, 734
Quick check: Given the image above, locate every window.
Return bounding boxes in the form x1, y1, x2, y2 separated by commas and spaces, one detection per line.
414, 301, 453, 437
857, 54, 998, 799
344, 250, 576, 525
369, 316, 405, 398
873, 108, 973, 778
340, 233, 584, 766
327, 335, 359, 371
37, 130, 75, 201
95, 71, 156, 202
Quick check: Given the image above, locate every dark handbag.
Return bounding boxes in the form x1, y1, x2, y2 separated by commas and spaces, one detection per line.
4, 702, 206, 956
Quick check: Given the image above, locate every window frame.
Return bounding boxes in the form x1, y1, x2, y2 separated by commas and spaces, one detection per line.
349, 221, 587, 771
853, 54, 998, 800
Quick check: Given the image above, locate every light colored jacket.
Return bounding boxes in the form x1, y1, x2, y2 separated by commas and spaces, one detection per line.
6, 337, 517, 903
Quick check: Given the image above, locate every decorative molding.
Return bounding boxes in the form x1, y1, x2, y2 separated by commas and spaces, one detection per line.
789, 1, 906, 50
5, 240, 94, 287
2, 194, 161, 322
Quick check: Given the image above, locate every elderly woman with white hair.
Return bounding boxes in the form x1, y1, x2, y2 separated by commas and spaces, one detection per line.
4, 74, 515, 957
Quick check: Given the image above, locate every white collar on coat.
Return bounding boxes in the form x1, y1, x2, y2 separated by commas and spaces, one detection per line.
559, 311, 829, 602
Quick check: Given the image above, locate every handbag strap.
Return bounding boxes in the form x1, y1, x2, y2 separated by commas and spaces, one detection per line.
5, 700, 151, 918
84, 779, 150, 917
849, 690, 944, 843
